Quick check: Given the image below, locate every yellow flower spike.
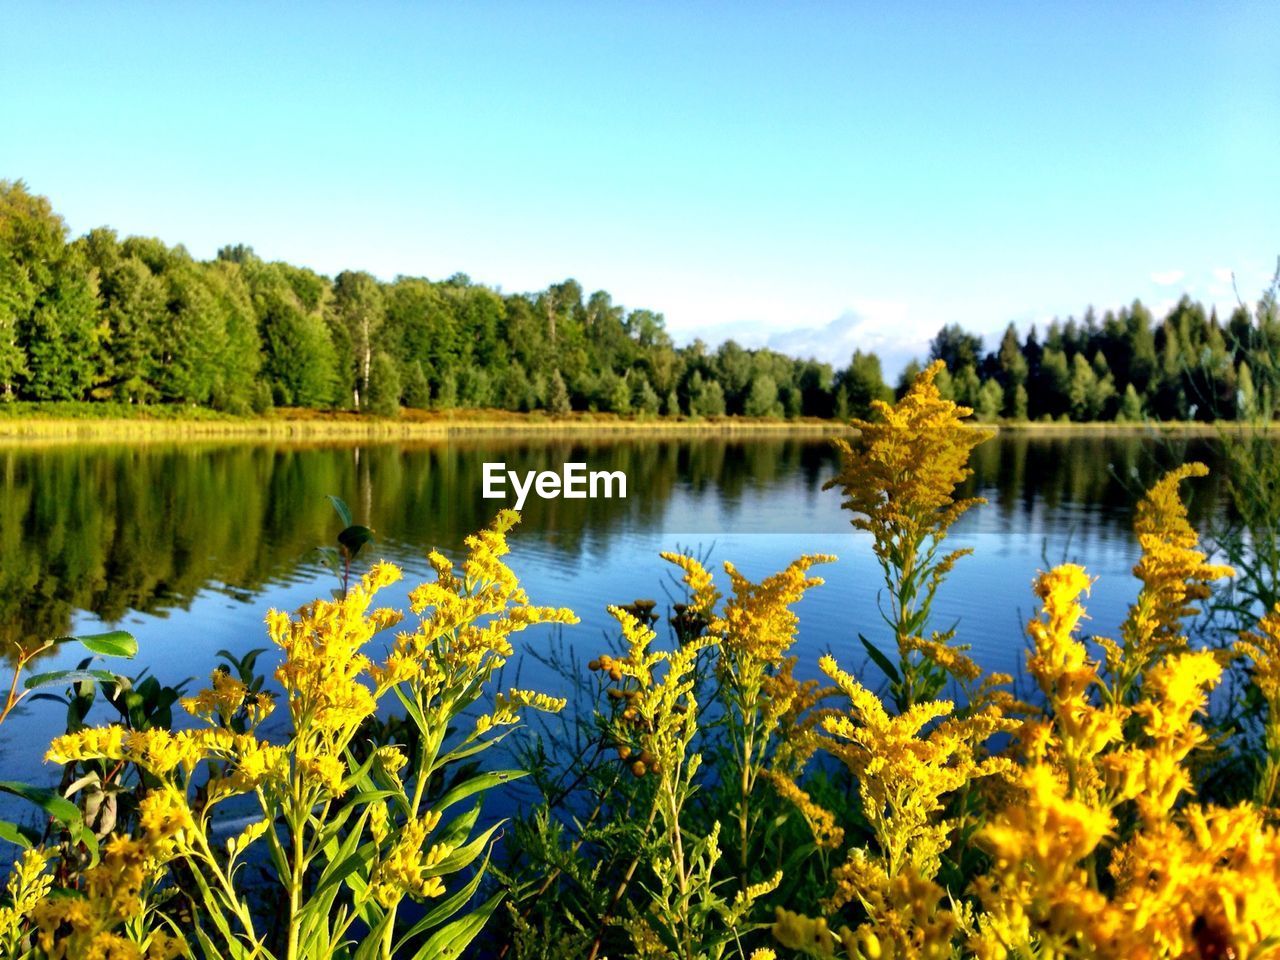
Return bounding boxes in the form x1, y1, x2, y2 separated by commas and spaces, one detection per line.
180, 668, 250, 724
660, 552, 721, 617
1108, 464, 1233, 699
815, 652, 1014, 885
712, 553, 836, 670
46, 727, 209, 778
1238, 603, 1280, 806
24, 513, 572, 960
764, 770, 845, 850
825, 360, 995, 707
825, 359, 991, 535
1239, 603, 1280, 705
137, 787, 195, 852
297, 749, 347, 796
0, 848, 53, 942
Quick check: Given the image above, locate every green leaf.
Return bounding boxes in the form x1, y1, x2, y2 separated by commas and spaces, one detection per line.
0, 781, 98, 863
327, 494, 354, 528
411, 891, 503, 960
23, 669, 120, 692
56, 630, 138, 658
392, 684, 428, 732
436, 801, 482, 849
433, 770, 526, 817
338, 524, 374, 559
858, 634, 901, 685
427, 821, 501, 877
0, 819, 39, 848
394, 851, 491, 951
0, 782, 79, 827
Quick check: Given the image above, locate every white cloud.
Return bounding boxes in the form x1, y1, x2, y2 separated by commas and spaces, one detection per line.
1150, 269, 1185, 286
1213, 267, 1236, 284
665, 299, 934, 376
760, 300, 937, 376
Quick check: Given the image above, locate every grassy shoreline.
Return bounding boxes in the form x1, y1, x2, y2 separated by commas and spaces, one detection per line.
0, 407, 854, 443
0, 404, 1276, 443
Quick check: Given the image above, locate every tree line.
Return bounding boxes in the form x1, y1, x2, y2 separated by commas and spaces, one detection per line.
2, 180, 1276, 421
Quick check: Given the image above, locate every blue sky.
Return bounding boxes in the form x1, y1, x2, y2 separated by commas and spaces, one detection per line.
2, 2, 1277, 373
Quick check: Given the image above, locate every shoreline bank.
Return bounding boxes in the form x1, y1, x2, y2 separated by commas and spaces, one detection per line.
0, 410, 1275, 444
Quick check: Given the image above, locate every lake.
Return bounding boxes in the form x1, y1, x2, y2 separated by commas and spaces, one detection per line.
0, 430, 1238, 796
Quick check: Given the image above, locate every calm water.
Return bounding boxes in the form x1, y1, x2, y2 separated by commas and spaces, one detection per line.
0, 432, 1237, 795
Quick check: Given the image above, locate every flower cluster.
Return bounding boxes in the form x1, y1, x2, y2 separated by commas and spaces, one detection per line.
824, 360, 996, 709
823, 359, 990, 544
1102, 463, 1234, 699
16, 511, 575, 959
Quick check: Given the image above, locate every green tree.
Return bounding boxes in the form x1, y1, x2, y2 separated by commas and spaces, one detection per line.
331, 271, 385, 410
744, 374, 782, 418
1068, 352, 1099, 421
83, 230, 164, 402
500, 362, 535, 411
929, 323, 983, 371
1237, 361, 1257, 420
688, 371, 726, 417
205, 260, 263, 413
975, 378, 1003, 422
0, 180, 64, 397
952, 364, 981, 408
664, 388, 680, 418
1012, 382, 1029, 420
1118, 382, 1144, 422
365, 351, 401, 417
633, 372, 661, 417
435, 370, 458, 409
2, 182, 102, 400
248, 262, 338, 407
402, 361, 431, 409
20, 245, 101, 400
607, 371, 632, 414
933, 365, 956, 402
546, 369, 570, 415
997, 322, 1028, 387
838, 350, 892, 418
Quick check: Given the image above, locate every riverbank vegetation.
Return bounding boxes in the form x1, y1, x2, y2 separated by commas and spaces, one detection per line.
3, 362, 1280, 958
3, 180, 1278, 425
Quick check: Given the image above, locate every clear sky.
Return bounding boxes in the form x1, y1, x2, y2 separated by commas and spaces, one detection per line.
2, 2, 1277, 374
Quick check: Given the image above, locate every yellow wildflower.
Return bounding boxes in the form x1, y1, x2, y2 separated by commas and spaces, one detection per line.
0, 848, 53, 943
46, 727, 207, 777
824, 360, 994, 707
824, 359, 991, 540
1103, 463, 1233, 698
1024, 565, 1126, 802
815, 654, 1012, 879
1239, 603, 1280, 705
180, 668, 250, 725
1238, 603, 1280, 805
763, 771, 844, 850
297, 748, 347, 796
369, 811, 448, 907
772, 908, 856, 957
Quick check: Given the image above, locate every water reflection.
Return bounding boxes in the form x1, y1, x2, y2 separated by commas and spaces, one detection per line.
0, 432, 1236, 657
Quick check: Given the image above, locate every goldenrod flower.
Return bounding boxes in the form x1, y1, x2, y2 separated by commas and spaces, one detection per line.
0, 848, 53, 944
824, 360, 994, 707
180, 668, 251, 726
369, 812, 448, 908
1103, 463, 1233, 699
763, 771, 844, 850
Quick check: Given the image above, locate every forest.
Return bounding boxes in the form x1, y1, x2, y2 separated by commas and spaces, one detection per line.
2, 179, 1278, 423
